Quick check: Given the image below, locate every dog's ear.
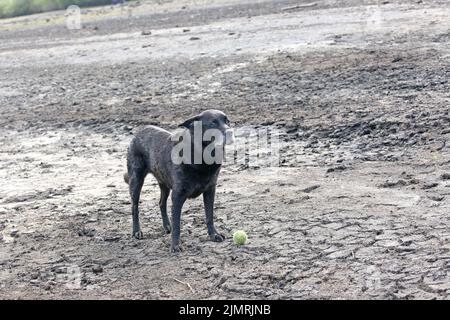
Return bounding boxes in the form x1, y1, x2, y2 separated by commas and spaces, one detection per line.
179, 115, 201, 129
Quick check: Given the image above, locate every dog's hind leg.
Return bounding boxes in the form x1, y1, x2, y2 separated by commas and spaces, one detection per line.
129, 169, 145, 239
159, 184, 171, 234
127, 153, 146, 239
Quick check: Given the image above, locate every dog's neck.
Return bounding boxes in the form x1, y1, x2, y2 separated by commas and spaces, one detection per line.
171, 128, 226, 170
189, 130, 226, 168
181, 162, 222, 173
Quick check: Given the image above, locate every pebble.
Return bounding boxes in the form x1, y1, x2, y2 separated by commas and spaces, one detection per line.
441, 173, 450, 180
92, 266, 103, 274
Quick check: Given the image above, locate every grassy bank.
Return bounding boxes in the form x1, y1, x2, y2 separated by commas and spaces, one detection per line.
0, 0, 123, 19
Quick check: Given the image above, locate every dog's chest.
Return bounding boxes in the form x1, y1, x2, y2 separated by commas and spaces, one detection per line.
181, 170, 217, 198
186, 179, 215, 199
176, 165, 221, 199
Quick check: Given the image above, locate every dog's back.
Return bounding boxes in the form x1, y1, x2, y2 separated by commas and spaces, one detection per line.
125, 125, 173, 186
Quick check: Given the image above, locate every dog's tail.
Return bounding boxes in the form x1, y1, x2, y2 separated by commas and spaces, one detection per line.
123, 172, 129, 184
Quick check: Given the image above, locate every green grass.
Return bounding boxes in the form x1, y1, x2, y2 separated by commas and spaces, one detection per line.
0, 0, 120, 19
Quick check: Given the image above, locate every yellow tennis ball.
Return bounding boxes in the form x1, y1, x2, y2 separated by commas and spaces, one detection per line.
233, 230, 247, 246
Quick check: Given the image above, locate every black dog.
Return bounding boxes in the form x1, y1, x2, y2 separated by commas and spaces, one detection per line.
124, 110, 233, 252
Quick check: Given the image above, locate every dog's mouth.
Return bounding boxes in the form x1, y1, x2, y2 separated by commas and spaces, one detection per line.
225, 129, 235, 145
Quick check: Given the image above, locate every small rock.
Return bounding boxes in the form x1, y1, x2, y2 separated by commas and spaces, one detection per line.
104, 235, 121, 242
189, 37, 200, 41
422, 182, 438, 189
110, 82, 120, 90
326, 166, 347, 173
377, 240, 400, 247
78, 227, 96, 237
54, 267, 66, 274
441, 173, 450, 180
379, 179, 407, 188
92, 266, 103, 274
301, 185, 320, 193
141, 30, 152, 36
429, 195, 444, 202
327, 250, 352, 259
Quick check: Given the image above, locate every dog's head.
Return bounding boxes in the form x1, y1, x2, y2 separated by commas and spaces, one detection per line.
179, 109, 234, 145
173, 110, 234, 166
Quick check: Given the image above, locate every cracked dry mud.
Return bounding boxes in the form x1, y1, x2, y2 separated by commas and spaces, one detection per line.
0, 0, 449, 299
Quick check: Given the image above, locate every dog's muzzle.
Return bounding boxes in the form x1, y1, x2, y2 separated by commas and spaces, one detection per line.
225, 129, 235, 145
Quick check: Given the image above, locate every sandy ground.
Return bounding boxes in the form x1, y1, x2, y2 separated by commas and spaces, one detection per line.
0, 0, 449, 299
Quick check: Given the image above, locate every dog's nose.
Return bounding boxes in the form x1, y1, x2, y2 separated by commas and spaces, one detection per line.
225, 129, 234, 145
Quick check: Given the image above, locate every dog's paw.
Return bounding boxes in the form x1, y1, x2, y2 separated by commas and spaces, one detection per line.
170, 244, 183, 253
209, 232, 225, 242
163, 223, 172, 234
132, 230, 144, 239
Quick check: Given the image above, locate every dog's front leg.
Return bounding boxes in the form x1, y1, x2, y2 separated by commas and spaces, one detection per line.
171, 191, 187, 253
203, 186, 224, 242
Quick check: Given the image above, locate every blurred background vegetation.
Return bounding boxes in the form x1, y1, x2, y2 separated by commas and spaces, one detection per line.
0, 0, 126, 19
